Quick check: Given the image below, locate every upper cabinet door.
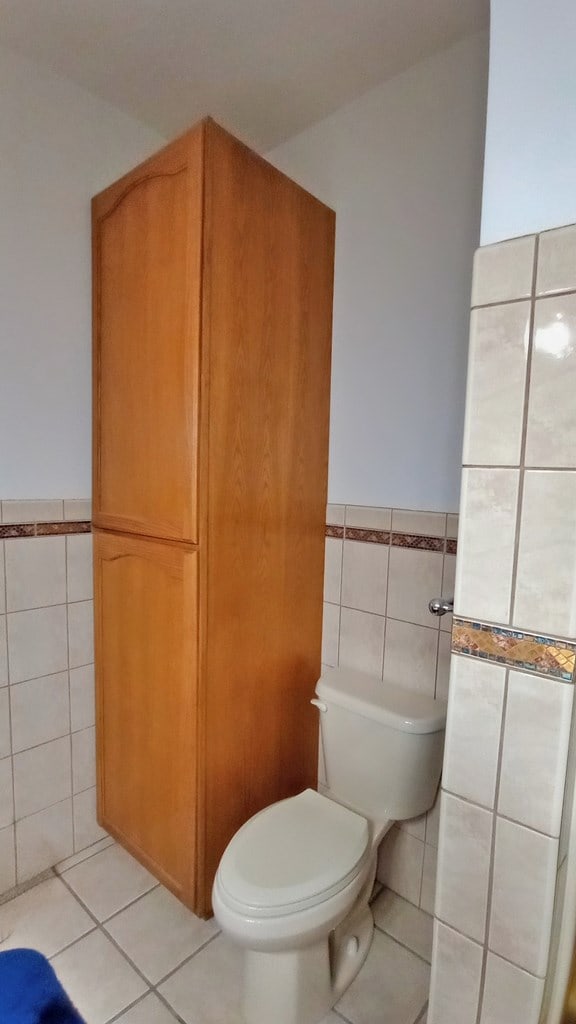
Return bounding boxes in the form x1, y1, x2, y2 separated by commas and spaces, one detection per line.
92, 126, 204, 542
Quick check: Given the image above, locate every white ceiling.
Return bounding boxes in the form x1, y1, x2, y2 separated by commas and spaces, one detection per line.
0, 0, 489, 150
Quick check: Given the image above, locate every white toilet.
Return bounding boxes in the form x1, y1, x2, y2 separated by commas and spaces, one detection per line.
212, 666, 447, 1024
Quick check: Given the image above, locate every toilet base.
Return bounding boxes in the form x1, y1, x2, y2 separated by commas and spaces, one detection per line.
242, 898, 374, 1024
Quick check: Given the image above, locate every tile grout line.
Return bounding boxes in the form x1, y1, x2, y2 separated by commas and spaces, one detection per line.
65, 535, 76, 857
373, 922, 432, 966
440, 785, 563, 840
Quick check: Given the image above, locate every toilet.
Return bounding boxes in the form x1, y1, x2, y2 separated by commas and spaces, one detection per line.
212, 666, 447, 1024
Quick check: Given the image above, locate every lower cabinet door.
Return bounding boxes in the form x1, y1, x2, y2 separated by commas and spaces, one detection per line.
93, 529, 199, 905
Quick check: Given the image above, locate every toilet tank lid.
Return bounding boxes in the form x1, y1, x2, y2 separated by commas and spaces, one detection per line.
316, 668, 447, 734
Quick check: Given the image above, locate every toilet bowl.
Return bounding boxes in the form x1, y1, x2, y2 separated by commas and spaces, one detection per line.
213, 667, 447, 1024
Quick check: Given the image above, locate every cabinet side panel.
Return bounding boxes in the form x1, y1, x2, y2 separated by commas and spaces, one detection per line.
94, 529, 198, 904
92, 128, 203, 542
200, 124, 335, 908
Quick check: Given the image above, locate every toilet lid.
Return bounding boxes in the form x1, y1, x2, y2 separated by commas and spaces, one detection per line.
217, 789, 370, 914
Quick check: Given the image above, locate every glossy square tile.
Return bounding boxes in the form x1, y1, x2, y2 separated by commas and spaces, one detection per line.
499, 672, 572, 836
73, 787, 108, 852
339, 607, 385, 676
435, 792, 492, 943
435, 632, 451, 700
63, 499, 92, 522
0, 875, 93, 957
0, 688, 10, 759
0, 543, 5, 615
346, 505, 392, 530
70, 664, 95, 732
514, 470, 576, 636
481, 952, 544, 1024
490, 817, 558, 975
337, 928, 430, 1024
51, 929, 147, 1024
443, 656, 505, 809
428, 920, 483, 1024
54, 836, 114, 875
463, 303, 530, 466
1, 500, 64, 525
16, 798, 74, 883
10, 672, 69, 753
420, 843, 438, 916
341, 538, 388, 615
72, 726, 96, 794
326, 503, 345, 526
114, 994, 179, 1024
158, 933, 243, 1024
106, 885, 219, 984
372, 889, 433, 962
323, 537, 343, 604
67, 533, 93, 603
64, 844, 157, 922
391, 510, 446, 537
537, 224, 576, 296
68, 600, 94, 668
455, 469, 519, 623
7, 604, 68, 683
0, 616, 7, 686
0, 825, 16, 892
471, 235, 535, 307
377, 827, 424, 906
5, 536, 66, 612
426, 794, 441, 848
387, 547, 443, 628
0, 757, 14, 828
526, 294, 576, 467
14, 735, 72, 819
446, 514, 459, 540
321, 602, 339, 667
383, 619, 438, 697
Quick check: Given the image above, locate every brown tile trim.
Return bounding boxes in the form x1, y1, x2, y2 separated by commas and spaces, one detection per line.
391, 533, 444, 552
345, 527, 390, 544
325, 524, 344, 539
0, 521, 91, 539
446, 539, 457, 555
452, 617, 576, 683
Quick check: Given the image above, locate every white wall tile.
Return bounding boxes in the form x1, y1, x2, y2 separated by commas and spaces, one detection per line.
16, 798, 73, 883
323, 537, 343, 604
426, 793, 441, 848
387, 547, 443, 628
537, 224, 576, 296
490, 817, 558, 975
341, 539, 388, 615
435, 632, 451, 700
391, 510, 446, 536
5, 537, 66, 612
428, 921, 483, 1024
73, 787, 108, 852
7, 605, 68, 683
399, 813, 426, 841
526, 294, 576, 467
1, 500, 63, 524
0, 757, 14, 828
383, 619, 438, 697
68, 600, 94, 668
72, 727, 96, 794
455, 469, 519, 623
0, 824, 16, 892
321, 602, 340, 667
0, 616, 7, 686
70, 664, 95, 732
345, 506, 391, 530
420, 843, 438, 915
440, 553, 456, 633
481, 953, 544, 1024
446, 514, 459, 539
0, 687, 10, 759
463, 303, 530, 466
326, 504, 345, 526
10, 672, 70, 753
14, 736, 71, 819
0, 543, 5, 615
63, 500, 92, 522
66, 534, 93, 603
443, 656, 505, 809
339, 607, 385, 676
436, 793, 493, 943
499, 672, 573, 836
376, 826, 424, 905
471, 235, 535, 307
514, 471, 576, 636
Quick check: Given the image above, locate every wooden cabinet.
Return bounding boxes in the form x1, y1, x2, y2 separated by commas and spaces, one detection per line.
92, 118, 335, 916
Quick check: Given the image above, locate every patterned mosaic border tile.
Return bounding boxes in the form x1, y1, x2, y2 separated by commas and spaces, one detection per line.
345, 527, 390, 545
0, 521, 91, 540
452, 617, 576, 683
325, 523, 456, 554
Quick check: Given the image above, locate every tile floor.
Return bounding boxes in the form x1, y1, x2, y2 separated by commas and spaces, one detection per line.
0, 840, 431, 1024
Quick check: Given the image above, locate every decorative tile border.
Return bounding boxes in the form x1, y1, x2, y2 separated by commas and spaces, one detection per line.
0, 521, 91, 539
325, 522, 456, 554
452, 617, 576, 682
391, 532, 444, 552
345, 527, 390, 545
325, 524, 344, 539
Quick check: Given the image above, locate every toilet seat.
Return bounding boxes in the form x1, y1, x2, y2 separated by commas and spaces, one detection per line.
217, 789, 371, 917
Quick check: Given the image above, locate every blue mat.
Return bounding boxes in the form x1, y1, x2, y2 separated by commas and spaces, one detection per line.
0, 949, 84, 1024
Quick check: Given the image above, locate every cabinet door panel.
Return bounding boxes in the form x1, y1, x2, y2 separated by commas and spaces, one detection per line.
92, 129, 202, 542
94, 529, 198, 903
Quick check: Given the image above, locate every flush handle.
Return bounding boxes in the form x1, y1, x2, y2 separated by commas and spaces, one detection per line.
429, 597, 454, 617
310, 699, 328, 713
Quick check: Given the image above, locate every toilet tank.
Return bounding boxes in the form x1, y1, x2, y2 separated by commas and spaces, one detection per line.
315, 667, 447, 822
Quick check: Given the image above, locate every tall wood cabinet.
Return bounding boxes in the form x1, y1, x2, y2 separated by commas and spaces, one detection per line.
92, 118, 335, 915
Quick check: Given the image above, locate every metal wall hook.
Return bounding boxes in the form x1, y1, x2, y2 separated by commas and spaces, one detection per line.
428, 597, 454, 616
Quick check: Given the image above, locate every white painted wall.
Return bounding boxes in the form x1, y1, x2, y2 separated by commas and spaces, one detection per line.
0, 48, 164, 499
482, 0, 576, 245
269, 33, 488, 510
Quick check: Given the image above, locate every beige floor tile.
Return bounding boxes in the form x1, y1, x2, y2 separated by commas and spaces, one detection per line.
63, 843, 158, 921
336, 929, 429, 1024
0, 875, 94, 958
105, 885, 219, 984
51, 929, 147, 1024
114, 993, 179, 1024
372, 889, 434, 962
158, 934, 243, 1023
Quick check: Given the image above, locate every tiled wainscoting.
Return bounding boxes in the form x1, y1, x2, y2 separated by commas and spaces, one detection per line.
0, 499, 103, 894
428, 225, 576, 1024
322, 504, 457, 916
